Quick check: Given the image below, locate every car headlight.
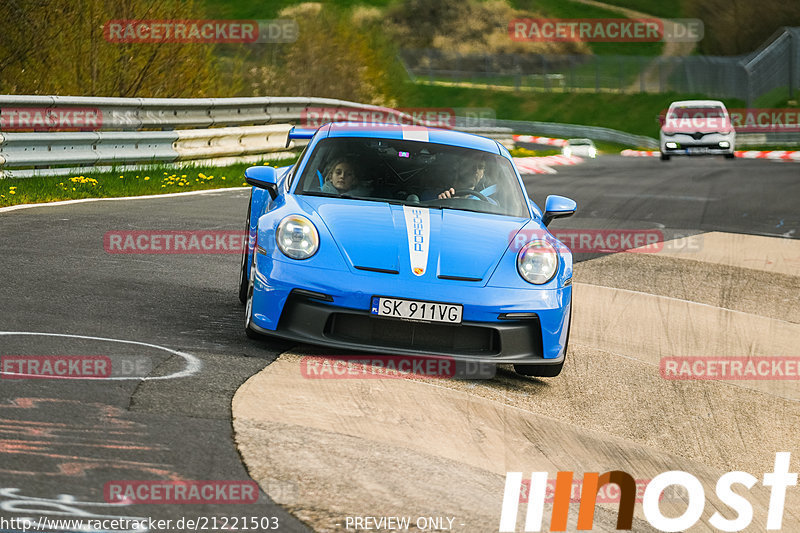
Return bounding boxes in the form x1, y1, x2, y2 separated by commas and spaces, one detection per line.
517, 241, 558, 285
719, 141, 730, 148
276, 215, 319, 259
665, 142, 678, 149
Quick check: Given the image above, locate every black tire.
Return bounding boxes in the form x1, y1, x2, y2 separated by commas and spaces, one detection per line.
725, 153, 735, 159
660, 153, 670, 161
238, 193, 253, 304
244, 252, 260, 339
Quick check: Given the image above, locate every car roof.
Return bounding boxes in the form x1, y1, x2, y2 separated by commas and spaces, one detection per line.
669, 100, 726, 108
322, 122, 502, 154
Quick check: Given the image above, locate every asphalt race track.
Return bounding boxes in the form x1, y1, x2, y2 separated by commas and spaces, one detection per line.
1, 154, 798, 532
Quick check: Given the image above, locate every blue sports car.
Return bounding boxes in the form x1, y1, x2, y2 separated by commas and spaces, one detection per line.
238, 123, 576, 377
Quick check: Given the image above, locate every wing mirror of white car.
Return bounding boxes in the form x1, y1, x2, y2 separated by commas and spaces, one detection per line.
245, 166, 278, 200
542, 195, 577, 226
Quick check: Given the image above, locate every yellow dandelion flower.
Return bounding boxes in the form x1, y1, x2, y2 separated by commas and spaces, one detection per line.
144, 177, 150, 181
9, 191, 15, 195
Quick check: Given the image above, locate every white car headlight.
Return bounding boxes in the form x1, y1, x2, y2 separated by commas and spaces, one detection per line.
517, 240, 558, 284
276, 215, 319, 260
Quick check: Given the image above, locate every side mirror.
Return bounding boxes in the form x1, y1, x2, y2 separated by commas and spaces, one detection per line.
245, 166, 278, 200
542, 195, 576, 226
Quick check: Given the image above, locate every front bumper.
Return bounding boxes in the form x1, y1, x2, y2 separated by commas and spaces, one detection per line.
660, 132, 735, 156
249, 258, 571, 365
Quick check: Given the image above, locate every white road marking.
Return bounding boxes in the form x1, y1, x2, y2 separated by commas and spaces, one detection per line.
0, 187, 250, 214
0, 331, 202, 380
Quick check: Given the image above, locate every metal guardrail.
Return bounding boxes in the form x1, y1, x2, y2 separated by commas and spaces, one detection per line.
3, 94, 779, 178
486, 118, 661, 149
0, 96, 515, 178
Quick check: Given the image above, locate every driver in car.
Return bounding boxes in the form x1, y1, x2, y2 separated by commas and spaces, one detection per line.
437, 155, 493, 201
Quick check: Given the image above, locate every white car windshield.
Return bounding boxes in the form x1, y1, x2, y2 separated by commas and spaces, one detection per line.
668, 106, 726, 119
297, 137, 529, 218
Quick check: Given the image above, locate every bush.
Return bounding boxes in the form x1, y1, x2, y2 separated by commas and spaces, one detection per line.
247, 3, 405, 105
0, 0, 231, 97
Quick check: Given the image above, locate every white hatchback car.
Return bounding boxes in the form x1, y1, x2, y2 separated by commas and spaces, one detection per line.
562, 138, 597, 158
660, 100, 735, 160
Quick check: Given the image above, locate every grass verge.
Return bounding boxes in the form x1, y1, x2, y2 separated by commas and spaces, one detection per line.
401, 82, 746, 139
0, 158, 297, 209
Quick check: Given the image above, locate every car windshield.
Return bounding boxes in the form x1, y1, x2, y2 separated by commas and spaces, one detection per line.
669, 106, 726, 119
296, 136, 529, 218
569, 139, 592, 146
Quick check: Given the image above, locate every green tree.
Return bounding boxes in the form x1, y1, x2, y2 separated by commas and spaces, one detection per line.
0, 0, 231, 97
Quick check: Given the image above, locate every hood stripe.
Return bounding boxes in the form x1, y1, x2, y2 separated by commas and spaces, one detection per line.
403, 206, 430, 276
402, 127, 429, 142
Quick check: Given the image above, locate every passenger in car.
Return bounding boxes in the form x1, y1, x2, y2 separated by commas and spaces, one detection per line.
321, 158, 371, 196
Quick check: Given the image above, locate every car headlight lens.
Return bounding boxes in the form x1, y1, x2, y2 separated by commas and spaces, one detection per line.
517, 240, 558, 284
276, 215, 319, 259
665, 142, 678, 149
719, 141, 730, 148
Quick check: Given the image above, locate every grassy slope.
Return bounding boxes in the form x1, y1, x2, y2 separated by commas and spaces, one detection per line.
400, 83, 746, 138
0, 158, 297, 208
571, 0, 682, 18
201, 0, 396, 19
512, 0, 664, 55
203, 0, 665, 55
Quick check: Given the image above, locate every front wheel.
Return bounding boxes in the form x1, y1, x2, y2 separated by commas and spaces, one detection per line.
244, 247, 260, 339
725, 153, 735, 159
238, 195, 253, 304
660, 153, 670, 161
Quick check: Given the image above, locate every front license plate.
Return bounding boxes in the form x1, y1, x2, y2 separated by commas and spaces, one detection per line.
371, 297, 463, 324
687, 147, 709, 154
